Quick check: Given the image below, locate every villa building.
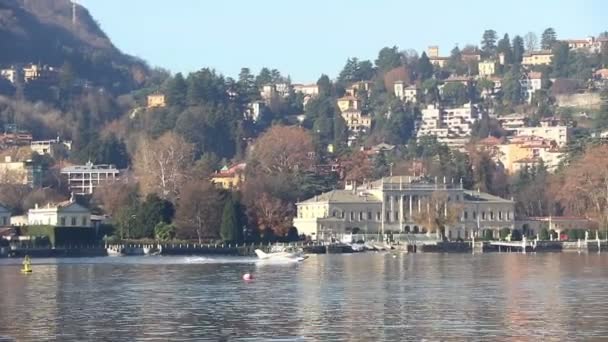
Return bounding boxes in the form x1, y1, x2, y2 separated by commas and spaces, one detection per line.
417, 103, 480, 148
211, 163, 246, 190
147, 93, 166, 108
478, 60, 497, 77
514, 123, 570, 147
294, 176, 515, 241
522, 51, 553, 66
28, 200, 91, 227
427, 46, 449, 68
60, 162, 120, 195
393, 81, 420, 103
293, 83, 319, 96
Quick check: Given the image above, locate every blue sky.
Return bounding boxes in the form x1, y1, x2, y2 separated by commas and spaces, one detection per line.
79, 0, 606, 83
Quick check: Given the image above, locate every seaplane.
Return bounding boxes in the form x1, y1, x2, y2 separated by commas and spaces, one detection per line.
254, 247, 308, 262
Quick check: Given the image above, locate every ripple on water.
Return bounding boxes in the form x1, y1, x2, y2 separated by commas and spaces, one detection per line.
1, 254, 608, 340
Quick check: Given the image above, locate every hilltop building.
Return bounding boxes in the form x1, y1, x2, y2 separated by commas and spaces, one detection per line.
522, 51, 553, 66
417, 103, 480, 148
147, 93, 166, 108
211, 163, 246, 190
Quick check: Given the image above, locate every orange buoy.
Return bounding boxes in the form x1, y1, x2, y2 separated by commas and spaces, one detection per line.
242, 273, 253, 281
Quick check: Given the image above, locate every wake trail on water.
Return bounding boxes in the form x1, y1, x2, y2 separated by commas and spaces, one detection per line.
184, 256, 302, 265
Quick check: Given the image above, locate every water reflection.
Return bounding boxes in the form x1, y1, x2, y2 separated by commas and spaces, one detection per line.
1, 254, 608, 340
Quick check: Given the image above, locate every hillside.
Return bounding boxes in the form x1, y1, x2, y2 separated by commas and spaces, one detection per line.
0, 0, 149, 93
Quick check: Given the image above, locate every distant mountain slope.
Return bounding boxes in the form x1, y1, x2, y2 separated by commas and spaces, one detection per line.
0, 0, 149, 93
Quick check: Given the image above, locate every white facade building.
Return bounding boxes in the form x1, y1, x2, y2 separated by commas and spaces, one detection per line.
0, 67, 19, 84
61, 162, 120, 195
294, 176, 514, 241
28, 200, 91, 227
293, 84, 319, 96
515, 125, 571, 147
393, 81, 420, 103
417, 104, 480, 147
520, 71, 543, 103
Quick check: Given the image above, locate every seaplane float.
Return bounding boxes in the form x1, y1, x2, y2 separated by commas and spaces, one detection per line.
254, 246, 308, 262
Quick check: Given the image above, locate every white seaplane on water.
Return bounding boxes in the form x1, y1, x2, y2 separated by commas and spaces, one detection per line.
254, 246, 308, 262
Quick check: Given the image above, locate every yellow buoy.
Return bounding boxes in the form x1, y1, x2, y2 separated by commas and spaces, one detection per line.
21, 255, 32, 274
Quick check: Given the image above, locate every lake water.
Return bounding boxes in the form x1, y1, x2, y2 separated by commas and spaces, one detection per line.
1, 253, 608, 341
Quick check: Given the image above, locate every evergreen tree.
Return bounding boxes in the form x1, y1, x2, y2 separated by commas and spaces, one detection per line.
166, 72, 187, 107
375, 46, 402, 72
512, 35, 525, 64
220, 199, 240, 242
417, 52, 434, 81
256, 67, 273, 87
496, 34, 513, 64
316, 74, 332, 98
338, 58, 359, 84
501, 66, 523, 106
541, 28, 557, 49
481, 29, 498, 56
551, 42, 570, 78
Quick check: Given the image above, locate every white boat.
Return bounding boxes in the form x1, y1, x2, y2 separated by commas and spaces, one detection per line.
254, 248, 307, 262
106, 246, 123, 256
350, 243, 366, 252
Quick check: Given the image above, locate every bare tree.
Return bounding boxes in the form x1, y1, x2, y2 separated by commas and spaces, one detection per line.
553, 145, 608, 229
0, 184, 32, 214
248, 125, 314, 174
92, 180, 138, 217
175, 180, 223, 243
133, 132, 194, 201
524, 32, 538, 51
22, 188, 65, 210
340, 151, 373, 183
412, 191, 462, 239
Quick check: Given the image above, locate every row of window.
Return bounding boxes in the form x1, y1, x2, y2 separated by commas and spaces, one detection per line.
463, 210, 512, 221
59, 216, 88, 226
299, 208, 513, 223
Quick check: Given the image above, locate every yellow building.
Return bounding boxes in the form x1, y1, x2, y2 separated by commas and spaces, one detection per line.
496, 136, 564, 174
427, 46, 448, 68
211, 163, 246, 190
147, 93, 166, 108
0, 156, 43, 187
522, 50, 554, 66
478, 60, 497, 77
337, 95, 360, 112
345, 81, 373, 97
341, 109, 371, 133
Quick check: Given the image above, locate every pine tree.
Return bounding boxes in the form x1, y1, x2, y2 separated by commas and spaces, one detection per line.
541, 28, 557, 49
511, 35, 525, 64
166, 72, 187, 107
417, 52, 434, 81
496, 34, 513, 64
220, 199, 240, 242
481, 29, 498, 56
